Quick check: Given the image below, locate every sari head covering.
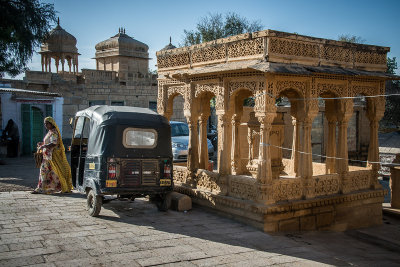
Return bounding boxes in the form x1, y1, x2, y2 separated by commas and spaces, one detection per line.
44, 117, 73, 192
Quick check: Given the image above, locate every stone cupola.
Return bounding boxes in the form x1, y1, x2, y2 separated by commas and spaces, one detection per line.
161, 37, 177, 51
94, 28, 150, 81
39, 18, 80, 74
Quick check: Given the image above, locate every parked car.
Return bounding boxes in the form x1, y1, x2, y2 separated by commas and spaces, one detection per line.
70, 105, 173, 216
170, 121, 214, 162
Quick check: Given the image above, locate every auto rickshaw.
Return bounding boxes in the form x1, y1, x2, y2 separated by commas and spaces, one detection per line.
70, 105, 173, 216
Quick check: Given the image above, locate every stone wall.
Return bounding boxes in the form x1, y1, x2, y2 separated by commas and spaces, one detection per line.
1, 70, 186, 140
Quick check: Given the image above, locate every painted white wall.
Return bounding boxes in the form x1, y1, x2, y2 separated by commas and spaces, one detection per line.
54, 97, 64, 135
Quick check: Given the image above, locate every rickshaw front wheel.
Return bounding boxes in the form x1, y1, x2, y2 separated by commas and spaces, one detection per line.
87, 189, 102, 217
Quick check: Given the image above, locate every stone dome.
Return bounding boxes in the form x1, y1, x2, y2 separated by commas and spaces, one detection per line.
161, 37, 177, 51
95, 29, 149, 53
41, 20, 78, 53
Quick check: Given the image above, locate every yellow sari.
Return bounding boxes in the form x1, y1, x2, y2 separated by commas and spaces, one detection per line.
43, 117, 72, 192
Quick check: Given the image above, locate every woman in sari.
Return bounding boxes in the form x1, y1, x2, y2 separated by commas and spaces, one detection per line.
32, 117, 73, 194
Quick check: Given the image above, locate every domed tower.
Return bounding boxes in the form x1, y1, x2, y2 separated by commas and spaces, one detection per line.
39, 18, 80, 74
161, 37, 177, 51
95, 28, 149, 81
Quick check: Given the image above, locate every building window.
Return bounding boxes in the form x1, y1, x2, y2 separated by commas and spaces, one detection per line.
89, 100, 106, 107
111, 101, 124, 106
149, 101, 157, 112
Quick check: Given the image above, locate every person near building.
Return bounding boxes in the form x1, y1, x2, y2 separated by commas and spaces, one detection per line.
32, 117, 73, 194
1, 119, 19, 157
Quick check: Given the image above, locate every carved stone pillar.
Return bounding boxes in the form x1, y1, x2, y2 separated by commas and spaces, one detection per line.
75, 56, 79, 74
48, 57, 51, 72
186, 117, 199, 172
231, 114, 241, 174
256, 114, 275, 204
300, 119, 314, 198
55, 57, 60, 73
61, 56, 65, 73
367, 97, 385, 189
198, 112, 209, 169
290, 117, 301, 176
325, 99, 337, 174
336, 99, 353, 193
217, 113, 230, 175
326, 118, 337, 174
41, 55, 44, 72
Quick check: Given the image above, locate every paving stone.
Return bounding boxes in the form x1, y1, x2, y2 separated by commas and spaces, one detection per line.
9, 241, 44, 251
0, 255, 44, 266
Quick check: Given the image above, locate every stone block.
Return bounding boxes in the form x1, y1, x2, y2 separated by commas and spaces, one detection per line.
264, 222, 278, 232
278, 218, 299, 232
300, 215, 316, 231
390, 166, 400, 208
166, 192, 192, 211
316, 212, 334, 228
312, 205, 334, 214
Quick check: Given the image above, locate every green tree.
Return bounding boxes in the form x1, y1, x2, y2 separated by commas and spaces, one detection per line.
337, 34, 365, 44
382, 57, 400, 129
387, 57, 398, 75
181, 12, 263, 46
0, 0, 56, 77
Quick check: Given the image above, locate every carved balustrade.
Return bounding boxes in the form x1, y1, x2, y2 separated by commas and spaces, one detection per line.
157, 30, 388, 73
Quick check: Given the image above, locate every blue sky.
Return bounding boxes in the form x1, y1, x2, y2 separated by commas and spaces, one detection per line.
8, 0, 400, 78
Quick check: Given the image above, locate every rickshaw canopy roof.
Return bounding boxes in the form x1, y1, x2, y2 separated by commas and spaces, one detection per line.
75, 105, 165, 126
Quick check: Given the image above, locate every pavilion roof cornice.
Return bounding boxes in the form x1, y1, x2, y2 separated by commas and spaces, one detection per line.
160, 60, 399, 81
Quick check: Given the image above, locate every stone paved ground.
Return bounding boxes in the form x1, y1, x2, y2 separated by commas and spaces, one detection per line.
1, 156, 400, 266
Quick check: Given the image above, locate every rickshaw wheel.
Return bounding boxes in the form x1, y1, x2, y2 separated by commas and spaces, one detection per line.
155, 194, 168, 212
87, 189, 102, 217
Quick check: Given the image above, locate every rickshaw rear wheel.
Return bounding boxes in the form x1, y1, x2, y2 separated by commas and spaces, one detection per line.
87, 189, 102, 217
155, 194, 168, 212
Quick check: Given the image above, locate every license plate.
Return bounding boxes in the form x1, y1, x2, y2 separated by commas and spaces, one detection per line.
160, 179, 171, 186
106, 180, 117, 187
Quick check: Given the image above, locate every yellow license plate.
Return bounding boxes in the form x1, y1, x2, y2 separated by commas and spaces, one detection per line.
106, 180, 117, 187
160, 179, 171, 186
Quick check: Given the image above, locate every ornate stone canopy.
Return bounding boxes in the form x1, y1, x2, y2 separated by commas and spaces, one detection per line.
161, 37, 177, 51
156, 29, 399, 232
95, 28, 149, 60
39, 18, 79, 74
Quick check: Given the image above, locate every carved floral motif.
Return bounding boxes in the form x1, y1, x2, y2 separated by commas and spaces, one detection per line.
269, 38, 319, 58
313, 174, 340, 196
173, 166, 189, 184
167, 85, 186, 98
157, 52, 190, 69
229, 81, 257, 96
272, 178, 302, 201
196, 170, 221, 193
192, 45, 226, 63
322, 46, 352, 62
317, 82, 346, 97
229, 177, 257, 201
227, 38, 264, 58
351, 83, 379, 97
355, 51, 386, 65
344, 170, 371, 192
276, 80, 306, 96
195, 83, 218, 98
